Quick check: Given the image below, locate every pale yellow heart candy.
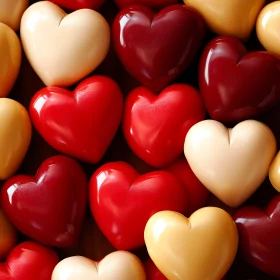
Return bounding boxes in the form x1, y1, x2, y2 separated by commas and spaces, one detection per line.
51, 251, 146, 280
0, 98, 31, 179
144, 208, 238, 280
183, 0, 265, 40
184, 120, 277, 207
20, 1, 110, 87
0, 0, 29, 30
269, 151, 280, 192
0, 23, 21, 98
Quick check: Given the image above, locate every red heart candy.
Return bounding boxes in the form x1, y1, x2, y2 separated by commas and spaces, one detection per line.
29, 76, 123, 163
112, 4, 205, 92
144, 258, 167, 280
164, 157, 209, 215
49, 0, 106, 10
0, 155, 87, 248
0, 241, 59, 280
233, 194, 280, 277
114, 0, 178, 9
122, 84, 205, 167
199, 36, 280, 123
89, 161, 188, 250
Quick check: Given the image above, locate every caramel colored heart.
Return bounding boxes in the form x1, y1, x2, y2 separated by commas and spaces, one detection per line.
269, 151, 280, 192
184, 120, 277, 207
0, 98, 32, 180
0, 23, 21, 98
51, 251, 146, 280
183, 0, 264, 40
257, 2, 280, 57
144, 208, 238, 280
0, 0, 29, 30
20, 1, 110, 87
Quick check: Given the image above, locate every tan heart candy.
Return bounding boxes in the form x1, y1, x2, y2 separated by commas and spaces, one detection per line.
183, 0, 265, 40
184, 120, 277, 207
0, 23, 21, 98
0, 98, 32, 180
144, 208, 238, 280
20, 1, 110, 87
51, 251, 146, 280
0, 0, 29, 30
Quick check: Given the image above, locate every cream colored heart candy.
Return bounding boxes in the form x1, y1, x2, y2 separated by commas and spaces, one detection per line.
144, 208, 238, 280
0, 98, 32, 180
0, 23, 21, 98
184, 119, 277, 207
183, 0, 265, 40
51, 251, 146, 280
20, 1, 110, 87
0, 0, 29, 30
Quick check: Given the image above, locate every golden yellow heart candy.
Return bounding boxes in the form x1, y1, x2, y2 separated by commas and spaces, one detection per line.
0, 98, 31, 179
0, 0, 29, 30
51, 251, 146, 280
269, 151, 280, 192
144, 208, 238, 280
184, 0, 265, 40
0, 23, 21, 97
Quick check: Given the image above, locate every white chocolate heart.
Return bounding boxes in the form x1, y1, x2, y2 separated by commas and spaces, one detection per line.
51, 251, 146, 280
20, 1, 110, 87
184, 120, 277, 207
144, 209, 238, 280
0, 0, 29, 30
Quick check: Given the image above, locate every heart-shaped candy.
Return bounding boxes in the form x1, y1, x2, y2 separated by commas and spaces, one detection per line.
89, 161, 188, 250
114, 0, 178, 9
113, 5, 205, 92
0, 98, 31, 180
199, 36, 280, 123
0, 155, 87, 247
21, 1, 110, 87
144, 208, 238, 280
0, 23, 21, 97
50, 0, 106, 11
0, 241, 59, 280
52, 251, 146, 280
29, 76, 123, 163
184, 120, 277, 207
123, 84, 205, 167
0, 0, 29, 30
184, 0, 265, 40
269, 151, 280, 192
144, 258, 167, 280
234, 194, 280, 277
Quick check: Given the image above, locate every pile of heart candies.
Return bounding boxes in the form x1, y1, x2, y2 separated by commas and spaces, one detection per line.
2, 0, 280, 279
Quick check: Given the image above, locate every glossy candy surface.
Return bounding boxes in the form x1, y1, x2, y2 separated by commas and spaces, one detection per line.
30, 76, 123, 163
144, 258, 167, 280
114, 0, 178, 9
123, 84, 205, 167
50, 0, 106, 11
89, 161, 188, 250
199, 36, 280, 123
0, 156, 87, 248
0, 241, 59, 280
113, 4, 205, 92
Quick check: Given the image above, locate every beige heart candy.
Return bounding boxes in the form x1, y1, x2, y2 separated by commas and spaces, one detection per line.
0, 98, 32, 180
51, 251, 146, 280
184, 120, 277, 207
183, 0, 265, 40
144, 208, 238, 280
0, 23, 21, 98
20, 1, 110, 87
0, 0, 29, 30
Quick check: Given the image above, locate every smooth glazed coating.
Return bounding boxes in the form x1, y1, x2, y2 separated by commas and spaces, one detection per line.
269, 151, 280, 192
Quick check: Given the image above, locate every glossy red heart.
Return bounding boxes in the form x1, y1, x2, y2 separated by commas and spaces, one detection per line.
0, 241, 59, 280
0, 155, 87, 248
112, 4, 205, 92
49, 0, 106, 10
164, 157, 209, 215
89, 161, 188, 250
233, 194, 280, 277
114, 0, 178, 9
199, 36, 280, 123
144, 258, 167, 280
122, 84, 205, 167
29, 76, 123, 164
